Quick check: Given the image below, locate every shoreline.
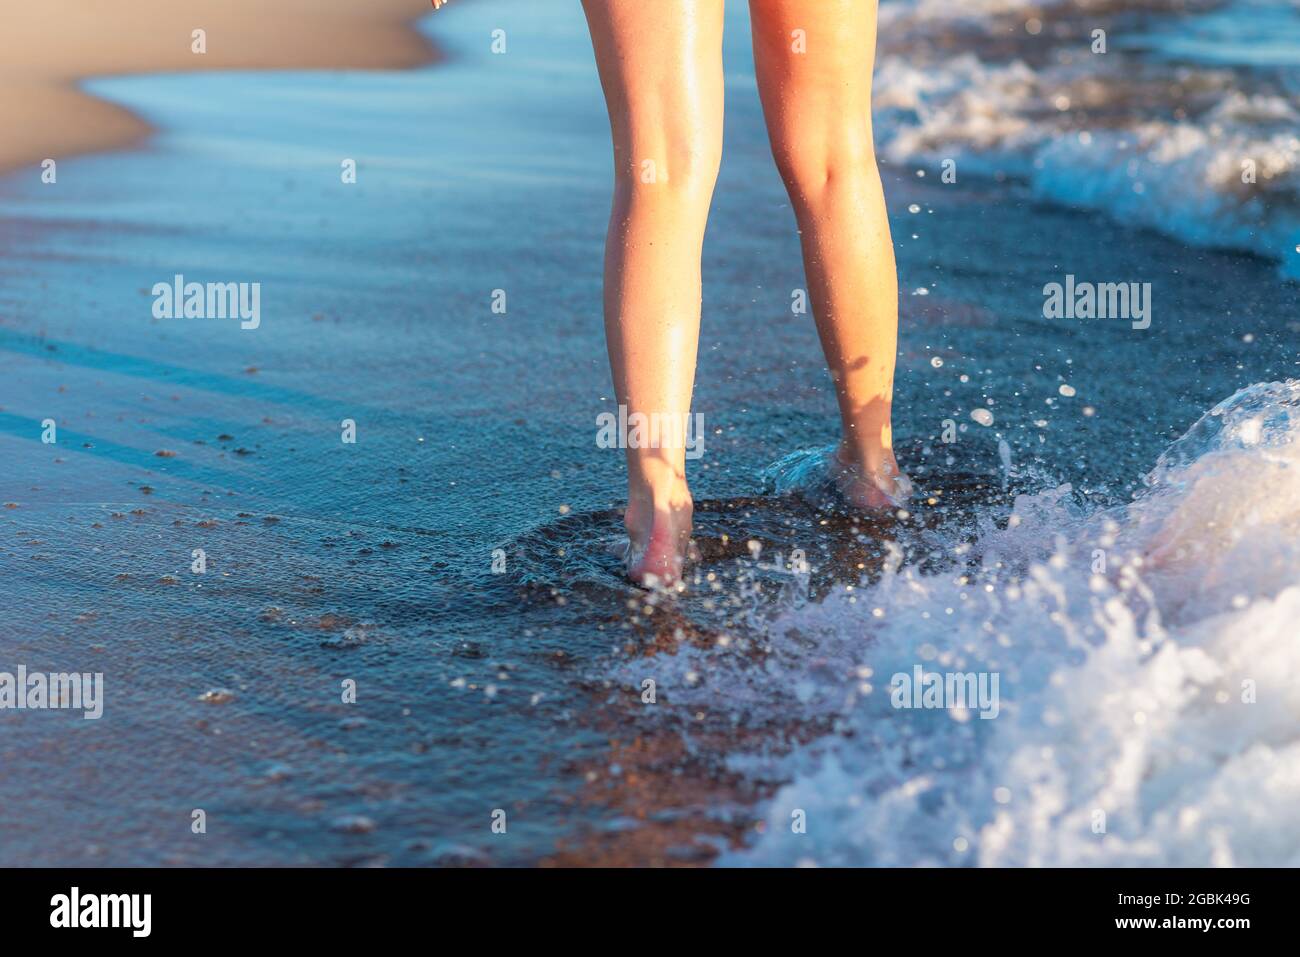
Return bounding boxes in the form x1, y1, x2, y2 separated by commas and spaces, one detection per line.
0, 0, 437, 178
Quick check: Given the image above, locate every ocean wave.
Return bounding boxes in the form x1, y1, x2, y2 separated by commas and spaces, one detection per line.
874, 0, 1300, 277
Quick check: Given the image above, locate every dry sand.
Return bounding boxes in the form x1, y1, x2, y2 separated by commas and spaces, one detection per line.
0, 0, 435, 176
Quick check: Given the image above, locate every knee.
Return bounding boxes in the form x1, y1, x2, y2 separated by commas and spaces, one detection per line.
615, 134, 721, 207
771, 126, 878, 206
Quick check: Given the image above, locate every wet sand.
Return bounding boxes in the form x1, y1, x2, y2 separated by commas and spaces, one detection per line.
0, 0, 434, 176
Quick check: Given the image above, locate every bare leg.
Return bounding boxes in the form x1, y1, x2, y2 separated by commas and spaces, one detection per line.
583, 0, 725, 585
749, 0, 910, 509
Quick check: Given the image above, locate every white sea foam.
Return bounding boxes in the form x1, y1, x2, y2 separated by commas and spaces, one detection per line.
1031, 99, 1300, 276
724, 380, 1300, 866
619, 382, 1300, 866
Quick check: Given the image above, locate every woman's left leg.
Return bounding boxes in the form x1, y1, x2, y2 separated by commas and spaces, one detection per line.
749, 0, 909, 508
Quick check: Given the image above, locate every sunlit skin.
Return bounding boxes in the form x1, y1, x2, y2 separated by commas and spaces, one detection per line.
584, 0, 908, 587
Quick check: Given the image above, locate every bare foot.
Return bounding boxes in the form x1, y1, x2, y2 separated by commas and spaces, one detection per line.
624, 490, 693, 588
828, 441, 913, 511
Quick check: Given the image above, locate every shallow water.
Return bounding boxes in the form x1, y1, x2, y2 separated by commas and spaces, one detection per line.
1, 0, 1298, 865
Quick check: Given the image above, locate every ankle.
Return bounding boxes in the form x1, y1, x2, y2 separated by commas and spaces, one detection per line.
836, 436, 896, 474
627, 458, 691, 509
628, 479, 693, 514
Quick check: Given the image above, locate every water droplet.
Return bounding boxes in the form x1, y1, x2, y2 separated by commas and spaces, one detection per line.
330, 815, 377, 834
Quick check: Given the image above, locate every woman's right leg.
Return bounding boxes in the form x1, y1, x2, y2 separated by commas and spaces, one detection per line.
582, 0, 725, 586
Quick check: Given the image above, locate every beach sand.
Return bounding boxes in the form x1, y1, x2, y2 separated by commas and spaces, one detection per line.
0, 0, 434, 176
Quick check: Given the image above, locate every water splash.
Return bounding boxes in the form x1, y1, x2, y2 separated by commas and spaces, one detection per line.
611, 382, 1300, 866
